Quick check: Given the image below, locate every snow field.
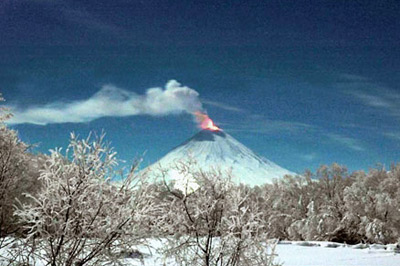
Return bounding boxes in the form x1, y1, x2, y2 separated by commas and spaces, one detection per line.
1, 239, 399, 266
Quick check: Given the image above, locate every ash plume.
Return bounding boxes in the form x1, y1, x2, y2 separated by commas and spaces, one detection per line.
8, 80, 203, 125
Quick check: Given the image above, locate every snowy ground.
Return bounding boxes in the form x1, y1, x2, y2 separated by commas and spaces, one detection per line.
1, 239, 399, 266
111, 240, 400, 266
274, 241, 399, 266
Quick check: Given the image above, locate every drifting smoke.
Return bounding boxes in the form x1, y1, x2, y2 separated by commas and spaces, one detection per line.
8, 80, 203, 125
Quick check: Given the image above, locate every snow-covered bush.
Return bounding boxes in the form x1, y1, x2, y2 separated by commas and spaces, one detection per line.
263, 174, 314, 240
301, 164, 351, 242
152, 162, 279, 266
343, 166, 400, 243
13, 133, 154, 266
0, 122, 29, 238
0, 95, 43, 246
258, 163, 400, 244
259, 164, 361, 243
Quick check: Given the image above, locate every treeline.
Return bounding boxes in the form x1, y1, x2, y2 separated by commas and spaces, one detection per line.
254, 164, 400, 244
146, 162, 400, 245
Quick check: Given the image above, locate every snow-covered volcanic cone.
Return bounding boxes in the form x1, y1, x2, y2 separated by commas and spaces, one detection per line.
143, 129, 295, 186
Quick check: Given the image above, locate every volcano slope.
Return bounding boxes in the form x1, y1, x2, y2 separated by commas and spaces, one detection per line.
143, 129, 295, 186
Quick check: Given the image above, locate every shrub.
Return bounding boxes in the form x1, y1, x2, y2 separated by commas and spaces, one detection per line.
13, 133, 154, 266
0, 94, 42, 243
152, 162, 279, 266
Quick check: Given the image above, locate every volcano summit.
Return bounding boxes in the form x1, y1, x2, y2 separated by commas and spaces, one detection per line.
144, 129, 295, 186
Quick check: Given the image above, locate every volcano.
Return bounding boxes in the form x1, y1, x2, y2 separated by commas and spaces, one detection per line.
143, 129, 295, 186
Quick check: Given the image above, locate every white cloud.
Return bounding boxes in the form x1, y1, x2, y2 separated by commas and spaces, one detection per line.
327, 134, 365, 151
8, 80, 203, 125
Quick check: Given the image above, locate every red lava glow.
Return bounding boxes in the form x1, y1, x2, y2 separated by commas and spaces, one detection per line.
195, 112, 221, 131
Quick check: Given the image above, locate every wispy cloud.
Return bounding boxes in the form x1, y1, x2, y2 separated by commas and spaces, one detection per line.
223, 115, 315, 134
62, 8, 121, 34
350, 91, 393, 108
383, 132, 400, 141
202, 99, 245, 113
8, 80, 203, 125
338, 74, 400, 118
29, 0, 122, 35
327, 133, 365, 151
298, 153, 318, 162
338, 74, 369, 82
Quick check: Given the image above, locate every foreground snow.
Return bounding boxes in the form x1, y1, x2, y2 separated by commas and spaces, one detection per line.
134, 240, 400, 266
274, 241, 399, 266
125, 240, 400, 266
1, 239, 399, 266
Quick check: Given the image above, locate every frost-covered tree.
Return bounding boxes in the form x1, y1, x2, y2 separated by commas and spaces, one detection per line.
344, 165, 400, 243
259, 164, 357, 242
0, 95, 42, 246
301, 164, 353, 242
262, 174, 314, 240
14, 133, 154, 266
152, 162, 279, 266
256, 163, 400, 244
0, 94, 12, 123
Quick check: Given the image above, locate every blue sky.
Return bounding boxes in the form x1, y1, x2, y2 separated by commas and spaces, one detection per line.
1, 0, 399, 173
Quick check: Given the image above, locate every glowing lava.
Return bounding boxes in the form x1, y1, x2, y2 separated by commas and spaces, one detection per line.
195, 112, 221, 131
202, 118, 220, 131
